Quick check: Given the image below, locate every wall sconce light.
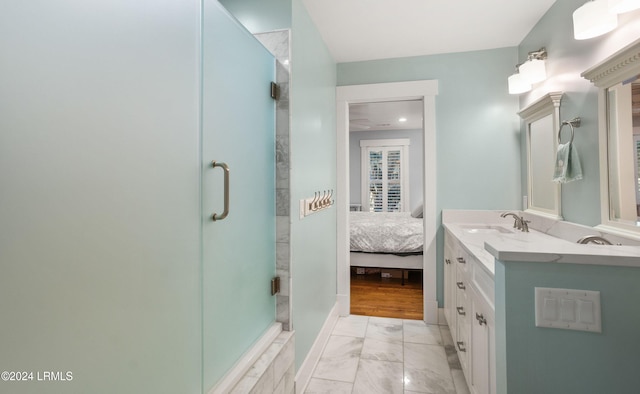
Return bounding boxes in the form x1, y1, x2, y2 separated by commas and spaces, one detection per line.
573, 0, 618, 40
519, 48, 547, 84
608, 0, 640, 14
508, 67, 531, 95
508, 48, 547, 95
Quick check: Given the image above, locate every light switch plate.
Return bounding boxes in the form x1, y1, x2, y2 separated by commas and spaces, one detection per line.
534, 287, 601, 333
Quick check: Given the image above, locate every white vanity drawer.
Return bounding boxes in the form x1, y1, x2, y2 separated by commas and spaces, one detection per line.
456, 286, 468, 320
473, 260, 495, 308
455, 249, 470, 274
456, 319, 470, 374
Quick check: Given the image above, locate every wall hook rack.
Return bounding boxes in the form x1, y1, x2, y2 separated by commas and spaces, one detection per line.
300, 189, 335, 218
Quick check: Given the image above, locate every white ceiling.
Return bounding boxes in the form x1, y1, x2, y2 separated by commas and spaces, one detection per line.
350, 100, 423, 132
302, 0, 557, 63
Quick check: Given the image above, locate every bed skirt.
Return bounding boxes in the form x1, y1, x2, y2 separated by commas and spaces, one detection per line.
350, 251, 423, 270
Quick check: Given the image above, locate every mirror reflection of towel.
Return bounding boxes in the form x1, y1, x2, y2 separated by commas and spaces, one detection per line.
552, 142, 583, 183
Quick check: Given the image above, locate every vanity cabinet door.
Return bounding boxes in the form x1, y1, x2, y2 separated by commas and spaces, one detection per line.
444, 231, 456, 332
456, 262, 471, 374
470, 285, 496, 394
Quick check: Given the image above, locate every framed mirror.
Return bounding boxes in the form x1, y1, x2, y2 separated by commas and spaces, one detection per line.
519, 92, 564, 219
582, 39, 640, 236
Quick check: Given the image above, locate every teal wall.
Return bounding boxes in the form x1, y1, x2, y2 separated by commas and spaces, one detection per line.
290, 0, 338, 370
495, 260, 640, 394
517, 0, 640, 226
218, 0, 291, 33
338, 48, 522, 306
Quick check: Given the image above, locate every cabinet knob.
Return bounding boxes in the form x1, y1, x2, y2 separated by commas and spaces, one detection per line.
456, 341, 466, 352
456, 306, 466, 316
456, 257, 466, 264
476, 313, 487, 326
456, 281, 466, 290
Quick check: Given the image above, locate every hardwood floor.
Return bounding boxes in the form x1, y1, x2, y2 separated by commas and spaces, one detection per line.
350, 271, 423, 320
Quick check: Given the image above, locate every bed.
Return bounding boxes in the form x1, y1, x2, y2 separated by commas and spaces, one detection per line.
350, 211, 424, 283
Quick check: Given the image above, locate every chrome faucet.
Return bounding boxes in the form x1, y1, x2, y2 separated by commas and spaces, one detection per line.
577, 235, 614, 245
500, 212, 530, 232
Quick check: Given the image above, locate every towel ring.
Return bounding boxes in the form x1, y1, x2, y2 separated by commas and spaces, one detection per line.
558, 117, 581, 144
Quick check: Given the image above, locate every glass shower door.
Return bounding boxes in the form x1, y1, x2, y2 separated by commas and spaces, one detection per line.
201, 1, 276, 390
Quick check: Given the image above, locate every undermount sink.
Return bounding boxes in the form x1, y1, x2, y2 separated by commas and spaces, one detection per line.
461, 225, 514, 234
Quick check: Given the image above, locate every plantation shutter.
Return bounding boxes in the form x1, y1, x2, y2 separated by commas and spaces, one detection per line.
361, 139, 410, 212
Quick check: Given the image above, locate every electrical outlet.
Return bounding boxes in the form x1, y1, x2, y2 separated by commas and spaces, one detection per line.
356, 268, 365, 274
381, 273, 391, 278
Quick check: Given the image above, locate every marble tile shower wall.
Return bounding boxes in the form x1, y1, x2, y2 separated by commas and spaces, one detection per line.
255, 30, 292, 331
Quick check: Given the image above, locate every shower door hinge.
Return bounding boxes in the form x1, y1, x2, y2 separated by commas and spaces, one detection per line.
271, 276, 280, 296
270, 82, 279, 100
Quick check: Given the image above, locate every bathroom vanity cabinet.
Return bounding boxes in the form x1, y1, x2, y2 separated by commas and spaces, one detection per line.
445, 229, 496, 394
443, 209, 640, 394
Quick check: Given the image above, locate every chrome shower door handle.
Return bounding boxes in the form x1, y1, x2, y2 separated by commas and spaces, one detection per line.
211, 161, 230, 221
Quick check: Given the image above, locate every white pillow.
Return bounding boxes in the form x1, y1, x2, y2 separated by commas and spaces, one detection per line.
411, 203, 423, 218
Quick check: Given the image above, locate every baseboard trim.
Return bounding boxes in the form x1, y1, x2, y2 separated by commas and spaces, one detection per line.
438, 307, 446, 325
295, 302, 339, 394
425, 299, 439, 325
208, 322, 283, 394
336, 293, 349, 316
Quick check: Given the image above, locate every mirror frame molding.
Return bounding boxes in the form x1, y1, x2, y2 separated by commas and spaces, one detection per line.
582, 38, 640, 237
519, 91, 564, 220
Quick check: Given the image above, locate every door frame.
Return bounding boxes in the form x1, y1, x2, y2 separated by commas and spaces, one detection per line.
336, 80, 439, 324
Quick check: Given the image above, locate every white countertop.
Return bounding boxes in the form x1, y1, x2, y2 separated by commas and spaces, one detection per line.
443, 210, 640, 277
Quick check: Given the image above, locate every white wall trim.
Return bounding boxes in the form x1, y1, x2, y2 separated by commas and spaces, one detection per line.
208, 322, 283, 394
336, 293, 349, 316
336, 80, 439, 323
438, 307, 446, 326
359, 138, 411, 147
295, 302, 339, 393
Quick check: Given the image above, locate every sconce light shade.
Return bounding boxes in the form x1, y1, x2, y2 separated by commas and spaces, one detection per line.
508, 72, 531, 95
608, 0, 640, 13
520, 58, 547, 84
573, 0, 618, 40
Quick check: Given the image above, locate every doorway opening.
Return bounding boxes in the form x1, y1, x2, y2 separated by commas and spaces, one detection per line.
347, 99, 425, 319
336, 80, 439, 324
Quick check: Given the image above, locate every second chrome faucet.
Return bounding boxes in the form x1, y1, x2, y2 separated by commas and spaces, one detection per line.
500, 212, 530, 232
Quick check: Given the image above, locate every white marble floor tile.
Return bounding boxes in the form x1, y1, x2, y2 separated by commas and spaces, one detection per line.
439, 325, 454, 347
403, 320, 443, 345
451, 369, 471, 394
307, 316, 469, 394
305, 378, 353, 393
365, 317, 404, 343
332, 315, 369, 338
352, 359, 403, 394
360, 337, 404, 362
404, 343, 456, 394
311, 335, 363, 383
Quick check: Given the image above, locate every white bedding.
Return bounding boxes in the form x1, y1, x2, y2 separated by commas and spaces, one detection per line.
350, 212, 423, 254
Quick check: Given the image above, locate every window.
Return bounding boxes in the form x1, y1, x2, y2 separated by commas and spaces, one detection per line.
361, 139, 410, 212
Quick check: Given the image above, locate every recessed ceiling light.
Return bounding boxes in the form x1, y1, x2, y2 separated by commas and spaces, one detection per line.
398, 117, 407, 122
